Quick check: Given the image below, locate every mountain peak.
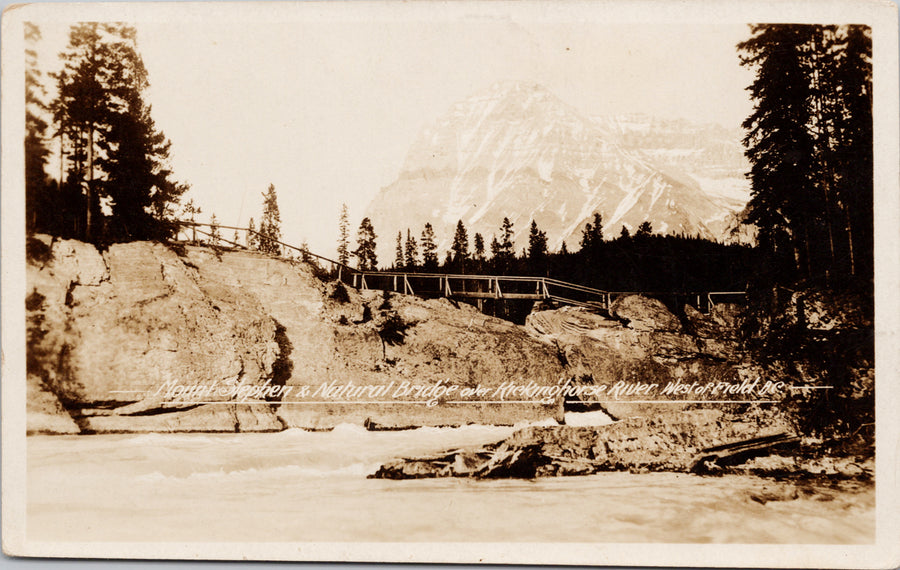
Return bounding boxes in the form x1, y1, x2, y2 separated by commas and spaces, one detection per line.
366, 84, 750, 261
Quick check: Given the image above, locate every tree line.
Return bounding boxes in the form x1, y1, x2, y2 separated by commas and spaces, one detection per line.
739, 24, 872, 291
738, 24, 873, 440
26, 23, 188, 245
336, 208, 756, 295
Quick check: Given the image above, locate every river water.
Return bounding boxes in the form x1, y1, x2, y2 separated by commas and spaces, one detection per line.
27, 419, 874, 544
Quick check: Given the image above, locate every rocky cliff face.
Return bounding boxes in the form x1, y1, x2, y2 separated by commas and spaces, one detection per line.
25, 237, 563, 433
365, 82, 751, 261
523, 297, 752, 420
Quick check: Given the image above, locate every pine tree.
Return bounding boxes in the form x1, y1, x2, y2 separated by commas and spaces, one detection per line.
182, 199, 202, 243
580, 212, 604, 252
559, 241, 569, 255
490, 235, 501, 259
209, 213, 220, 245
739, 25, 821, 283
394, 231, 404, 269
337, 203, 350, 265
420, 223, 438, 270
833, 26, 873, 279
473, 233, 485, 261
619, 226, 630, 240
25, 23, 51, 235
492, 217, 515, 274
635, 221, 653, 237
528, 220, 548, 260
500, 217, 514, 254
258, 184, 282, 255
247, 217, 258, 249
353, 218, 378, 270
52, 23, 184, 242
404, 229, 419, 269
451, 220, 469, 269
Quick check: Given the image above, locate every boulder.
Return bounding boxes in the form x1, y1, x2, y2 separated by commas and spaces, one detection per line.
525, 306, 620, 339
709, 302, 744, 332
610, 295, 682, 332
48, 237, 109, 286
792, 290, 872, 331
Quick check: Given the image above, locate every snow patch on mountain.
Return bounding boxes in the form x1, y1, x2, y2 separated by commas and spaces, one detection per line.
364, 82, 753, 262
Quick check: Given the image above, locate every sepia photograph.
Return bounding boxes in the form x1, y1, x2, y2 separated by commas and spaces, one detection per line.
2, 0, 899, 566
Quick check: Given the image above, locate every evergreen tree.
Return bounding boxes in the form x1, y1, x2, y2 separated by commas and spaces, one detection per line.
833, 26, 873, 279
635, 221, 653, 237
300, 240, 310, 263
258, 184, 282, 255
404, 229, 418, 269
353, 218, 378, 270
394, 231, 404, 269
473, 233, 485, 261
739, 25, 824, 284
209, 213, 220, 245
247, 217, 258, 249
559, 241, 569, 255
528, 219, 548, 260
420, 223, 438, 270
619, 226, 630, 240
25, 23, 51, 235
52, 23, 184, 242
492, 217, 515, 274
337, 203, 350, 265
489, 235, 501, 259
181, 199, 201, 243
451, 220, 469, 271
579, 212, 604, 252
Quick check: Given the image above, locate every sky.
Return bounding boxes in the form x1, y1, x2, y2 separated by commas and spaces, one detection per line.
32, 10, 755, 259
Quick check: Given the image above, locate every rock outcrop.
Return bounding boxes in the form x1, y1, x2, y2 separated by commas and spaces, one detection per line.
370, 407, 796, 479
25, 237, 564, 433
524, 297, 749, 420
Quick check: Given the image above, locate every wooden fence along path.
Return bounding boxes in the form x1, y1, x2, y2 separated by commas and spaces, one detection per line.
175, 220, 745, 313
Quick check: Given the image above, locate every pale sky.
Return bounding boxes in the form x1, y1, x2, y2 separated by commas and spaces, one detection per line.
32, 11, 755, 259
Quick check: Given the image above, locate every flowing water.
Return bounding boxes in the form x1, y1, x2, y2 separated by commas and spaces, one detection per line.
27, 419, 874, 544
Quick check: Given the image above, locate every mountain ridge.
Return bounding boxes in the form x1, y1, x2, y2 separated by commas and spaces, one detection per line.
365, 81, 751, 262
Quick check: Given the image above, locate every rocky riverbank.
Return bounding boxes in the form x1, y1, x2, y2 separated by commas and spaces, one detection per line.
25, 235, 873, 464
26, 236, 564, 433
369, 406, 874, 482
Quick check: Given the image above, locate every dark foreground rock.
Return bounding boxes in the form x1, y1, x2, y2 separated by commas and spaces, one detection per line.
370, 407, 801, 479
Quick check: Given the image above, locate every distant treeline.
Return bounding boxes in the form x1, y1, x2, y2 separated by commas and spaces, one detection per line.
346, 212, 756, 296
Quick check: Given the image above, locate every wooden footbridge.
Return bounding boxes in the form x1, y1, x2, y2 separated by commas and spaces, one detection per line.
352, 271, 614, 311
174, 220, 744, 314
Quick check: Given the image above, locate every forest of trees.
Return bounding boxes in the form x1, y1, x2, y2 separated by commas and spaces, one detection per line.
25, 23, 187, 244
739, 24, 872, 292
341, 213, 755, 297
739, 24, 873, 439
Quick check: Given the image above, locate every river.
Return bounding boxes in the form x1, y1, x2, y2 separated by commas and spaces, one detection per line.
26, 419, 874, 544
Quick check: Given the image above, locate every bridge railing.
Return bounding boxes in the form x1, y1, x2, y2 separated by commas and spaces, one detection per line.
174, 220, 358, 281
172, 221, 744, 313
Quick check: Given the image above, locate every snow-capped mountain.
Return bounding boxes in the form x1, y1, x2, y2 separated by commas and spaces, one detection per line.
365, 81, 751, 261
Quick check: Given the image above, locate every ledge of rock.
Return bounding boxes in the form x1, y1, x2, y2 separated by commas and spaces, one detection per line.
370, 407, 797, 479
26, 237, 567, 432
